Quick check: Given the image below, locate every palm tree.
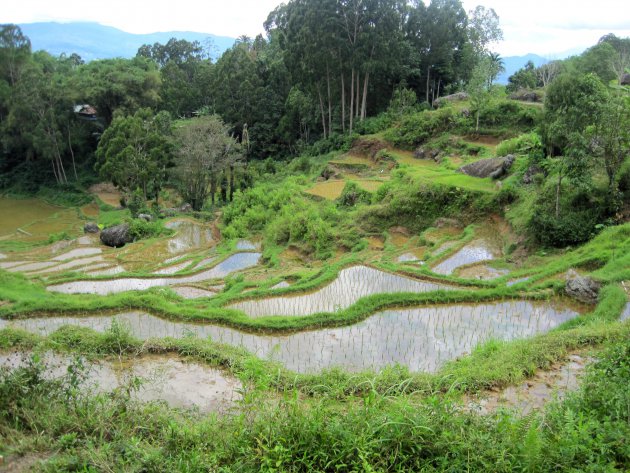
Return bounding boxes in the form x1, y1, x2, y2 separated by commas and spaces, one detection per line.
487, 52, 505, 87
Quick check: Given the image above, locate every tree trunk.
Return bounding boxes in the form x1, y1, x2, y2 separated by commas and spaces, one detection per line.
51, 159, 59, 184
355, 72, 360, 118
317, 85, 327, 139
210, 176, 216, 206
327, 64, 332, 136
360, 71, 369, 120
426, 66, 431, 104
341, 72, 346, 133
349, 69, 355, 135
555, 172, 563, 219
229, 164, 235, 202
67, 124, 78, 181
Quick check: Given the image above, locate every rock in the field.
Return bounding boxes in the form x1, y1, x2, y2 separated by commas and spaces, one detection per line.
100, 224, 131, 248
621, 73, 630, 86
84, 222, 99, 233
459, 155, 515, 179
137, 213, 153, 222
522, 165, 544, 184
565, 269, 601, 304
509, 89, 541, 102
413, 147, 441, 161
434, 92, 469, 107
180, 203, 193, 213
162, 208, 177, 217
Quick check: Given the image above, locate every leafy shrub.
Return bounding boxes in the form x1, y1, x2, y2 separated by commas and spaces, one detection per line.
126, 218, 169, 241
496, 132, 544, 160
383, 107, 457, 148
528, 187, 608, 247
354, 114, 393, 135
126, 189, 149, 218
336, 181, 372, 207
478, 99, 541, 130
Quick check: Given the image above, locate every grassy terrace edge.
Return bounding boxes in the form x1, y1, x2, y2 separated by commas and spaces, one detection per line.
0, 284, 627, 396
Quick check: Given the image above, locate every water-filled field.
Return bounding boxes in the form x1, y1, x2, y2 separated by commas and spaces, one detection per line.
0, 351, 241, 413
230, 265, 454, 317
3, 300, 581, 373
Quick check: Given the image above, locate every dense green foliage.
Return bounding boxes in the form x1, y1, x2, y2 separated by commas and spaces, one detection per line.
1, 12, 630, 473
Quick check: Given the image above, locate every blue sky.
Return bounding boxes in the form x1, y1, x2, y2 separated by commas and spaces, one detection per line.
2, 0, 630, 57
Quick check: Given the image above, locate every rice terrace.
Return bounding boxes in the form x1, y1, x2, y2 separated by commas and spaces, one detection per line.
0, 1, 630, 471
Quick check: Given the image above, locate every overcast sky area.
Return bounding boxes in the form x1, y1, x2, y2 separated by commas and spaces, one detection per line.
2, 0, 630, 57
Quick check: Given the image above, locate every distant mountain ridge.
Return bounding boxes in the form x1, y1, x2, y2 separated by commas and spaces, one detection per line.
18, 22, 236, 62
496, 54, 550, 84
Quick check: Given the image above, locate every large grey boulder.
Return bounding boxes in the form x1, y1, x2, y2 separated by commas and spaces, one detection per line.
621, 73, 630, 86
509, 90, 541, 102
84, 222, 99, 234
565, 269, 601, 304
459, 155, 515, 179
100, 224, 132, 248
434, 92, 469, 107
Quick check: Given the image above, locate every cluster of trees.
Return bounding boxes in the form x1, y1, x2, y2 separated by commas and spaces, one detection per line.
0, 24, 162, 189
507, 34, 630, 92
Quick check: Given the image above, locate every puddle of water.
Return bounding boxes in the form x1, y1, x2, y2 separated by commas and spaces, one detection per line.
457, 264, 509, 280
165, 220, 214, 254
620, 303, 630, 321
53, 248, 102, 261
0, 351, 241, 413
88, 265, 126, 276
0, 260, 29, 269
48, 253, 261, 295
7, 261, 58, 272
4, 301, 580, 373
77, 236, 95, 245
433, 241, 500, 275
397, 253, 420, 263
271, 281, 291, 290
153, 261, 190, 275
31, 256, 104, 275
507, 277, 530, 287
195, 256, 217, 269
433, 241, 457, 256
236, 240, 257, 250
229, 265, 453, 318
172, 287, 217, 299
466, 354, 590, 416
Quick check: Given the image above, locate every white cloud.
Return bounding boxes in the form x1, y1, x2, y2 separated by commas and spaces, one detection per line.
2, 0, 630, 57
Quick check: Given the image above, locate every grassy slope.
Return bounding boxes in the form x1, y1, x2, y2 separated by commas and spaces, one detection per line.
1, 99, 629, 470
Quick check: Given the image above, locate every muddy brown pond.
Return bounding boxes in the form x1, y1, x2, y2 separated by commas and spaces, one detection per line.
2, 300, 582, 373
0, 351, 241, 413
229, 265, 454, 318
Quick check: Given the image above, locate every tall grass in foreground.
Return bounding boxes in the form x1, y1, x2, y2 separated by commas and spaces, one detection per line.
1, 329, 628, 471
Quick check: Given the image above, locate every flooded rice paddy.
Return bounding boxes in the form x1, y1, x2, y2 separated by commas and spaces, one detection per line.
432, 241, 501, 275
47, 252, 261, 295
165, 220, 215, 254
0, 351, 241, 413
2, 301, 581, 373
229, 265, 454, 318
